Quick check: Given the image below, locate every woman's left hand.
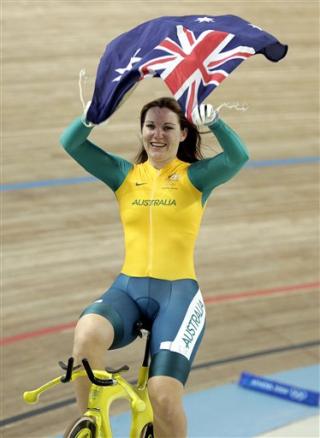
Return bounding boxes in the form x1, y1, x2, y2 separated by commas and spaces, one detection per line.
191, 104, 219, 127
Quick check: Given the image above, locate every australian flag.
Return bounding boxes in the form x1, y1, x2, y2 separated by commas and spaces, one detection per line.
86, 15, 288, 124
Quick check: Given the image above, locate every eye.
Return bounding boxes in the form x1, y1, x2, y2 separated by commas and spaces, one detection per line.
145, 123, 155, 129
164, 126, 174, 130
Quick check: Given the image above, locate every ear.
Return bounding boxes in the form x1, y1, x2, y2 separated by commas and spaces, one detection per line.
180, 128, 188, 142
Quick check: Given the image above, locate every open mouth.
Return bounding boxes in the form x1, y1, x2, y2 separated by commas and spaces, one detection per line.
150, 142, 167, 149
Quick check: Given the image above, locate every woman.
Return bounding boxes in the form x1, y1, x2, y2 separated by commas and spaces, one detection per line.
60, 97, 249, 437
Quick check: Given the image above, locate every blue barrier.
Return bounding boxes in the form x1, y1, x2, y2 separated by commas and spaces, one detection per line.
239, 371, 320, 407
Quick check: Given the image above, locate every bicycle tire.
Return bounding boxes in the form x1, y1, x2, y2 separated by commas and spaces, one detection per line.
64, 416, 96, 438
140, 422, 154, 438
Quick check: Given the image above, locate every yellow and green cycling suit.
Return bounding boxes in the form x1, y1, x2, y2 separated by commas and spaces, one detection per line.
61, 117, 249, 280
60, 116, 249, 384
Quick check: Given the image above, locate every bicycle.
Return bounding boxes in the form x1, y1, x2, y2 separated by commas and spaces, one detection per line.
23, 325, 154, 438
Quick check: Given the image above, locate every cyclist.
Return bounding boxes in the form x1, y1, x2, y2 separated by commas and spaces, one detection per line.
60, 97, 249, 437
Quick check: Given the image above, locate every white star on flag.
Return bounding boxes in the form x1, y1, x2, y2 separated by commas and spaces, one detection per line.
113, 49, 142, 82
196, 17, 215, 23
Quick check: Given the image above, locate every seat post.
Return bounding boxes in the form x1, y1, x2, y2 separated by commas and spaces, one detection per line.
142, 332, 151, 367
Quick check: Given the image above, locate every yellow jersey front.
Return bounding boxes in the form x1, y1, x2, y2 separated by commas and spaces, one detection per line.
115, 158, 204, 280
61, 117, 249, 281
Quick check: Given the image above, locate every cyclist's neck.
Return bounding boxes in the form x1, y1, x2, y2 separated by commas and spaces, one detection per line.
147, 156, 180, 171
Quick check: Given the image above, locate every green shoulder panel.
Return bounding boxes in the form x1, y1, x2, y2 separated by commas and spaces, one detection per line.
60, 117, 133, 191
187, 119, 249, 205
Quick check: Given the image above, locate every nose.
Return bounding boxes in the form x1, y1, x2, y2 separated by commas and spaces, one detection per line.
152, 128, 164, 139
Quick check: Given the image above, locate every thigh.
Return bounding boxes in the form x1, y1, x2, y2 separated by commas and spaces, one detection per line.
80, 276, 142, 349
149, 279, 206, 385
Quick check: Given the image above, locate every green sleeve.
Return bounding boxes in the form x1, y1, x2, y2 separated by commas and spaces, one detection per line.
188, 119, 249, 205
60, 117, 133, 191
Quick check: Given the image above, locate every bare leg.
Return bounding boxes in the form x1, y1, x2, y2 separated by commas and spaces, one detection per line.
72, 314, 114, 413
148, 376, 187, 438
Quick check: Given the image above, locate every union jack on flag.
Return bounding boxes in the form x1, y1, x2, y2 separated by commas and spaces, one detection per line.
139, 25, 256, 119
86, 15, 287, 124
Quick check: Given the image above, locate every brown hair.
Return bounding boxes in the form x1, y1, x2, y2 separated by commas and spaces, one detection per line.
135, 97, 204, 164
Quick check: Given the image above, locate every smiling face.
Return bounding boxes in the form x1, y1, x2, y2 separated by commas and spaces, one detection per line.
142, 107, 188, 169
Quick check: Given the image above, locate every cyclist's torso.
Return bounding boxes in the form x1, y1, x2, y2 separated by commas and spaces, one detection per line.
115, 158, 203, 280
60, 117, 249, 281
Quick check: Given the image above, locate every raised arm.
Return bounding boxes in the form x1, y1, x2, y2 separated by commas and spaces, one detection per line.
188, 106, 249, 205
60, 117, 133, 192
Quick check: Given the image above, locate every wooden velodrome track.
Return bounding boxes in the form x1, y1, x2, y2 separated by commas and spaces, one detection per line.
2, 1, 319, 437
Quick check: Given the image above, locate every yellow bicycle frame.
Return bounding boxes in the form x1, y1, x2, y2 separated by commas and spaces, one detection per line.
24, 363, 153, 437
83, 366, 153, 437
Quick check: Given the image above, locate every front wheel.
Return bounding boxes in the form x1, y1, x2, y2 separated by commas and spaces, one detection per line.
140, 422, 154, 438
64, 416, 96, 438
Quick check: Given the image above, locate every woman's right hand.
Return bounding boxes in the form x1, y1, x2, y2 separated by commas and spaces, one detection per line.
81, 101, 96, 128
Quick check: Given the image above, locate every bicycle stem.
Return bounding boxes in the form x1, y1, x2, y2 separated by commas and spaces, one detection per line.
23, 368, 146, 411
23, 370, 146, 412
23, 370, 88, 404
23, 376, 68, 404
